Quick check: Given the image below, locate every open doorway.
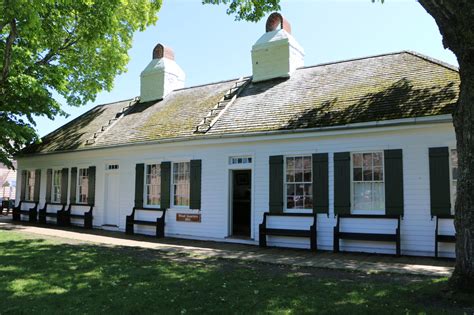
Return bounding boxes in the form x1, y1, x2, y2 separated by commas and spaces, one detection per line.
230, 170, 251, 238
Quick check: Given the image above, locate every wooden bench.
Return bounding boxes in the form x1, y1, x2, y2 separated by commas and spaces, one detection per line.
434, 214, 456, 258
259, 212, 318, 251
1, 199, 14, 215
126, 207, 167, 238
333, 214, 401, 256
62, 203, 94, 229
38, 202, 66, 225
12, 200, 39, 223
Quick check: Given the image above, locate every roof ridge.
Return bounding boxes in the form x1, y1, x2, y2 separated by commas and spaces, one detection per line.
295, 50, 458, 72
173, 76, 250, 92
403, 50, 459, 72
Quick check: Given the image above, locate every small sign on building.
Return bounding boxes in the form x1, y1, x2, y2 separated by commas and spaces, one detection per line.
176, 213, 201, 223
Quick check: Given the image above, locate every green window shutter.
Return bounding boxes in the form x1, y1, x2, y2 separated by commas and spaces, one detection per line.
33, 169, 41, 202
190, 160, 202, 210
87, 166, 96, 205
313, 153, 329, 214
134, 163, 144, 208
269, 155, 284, 213
384, 149, 404, 216
45, 169, 53, 202
429, 147, 451, 216
334, 152, 351, 215
70, 167, 77, 204
60, 168, 69, 204
160, 162, 171, 209
20, 170, 27, 200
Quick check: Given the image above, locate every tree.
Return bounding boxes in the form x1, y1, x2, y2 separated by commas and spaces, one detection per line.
0, 0, 162, 168
203, 0, 474, 291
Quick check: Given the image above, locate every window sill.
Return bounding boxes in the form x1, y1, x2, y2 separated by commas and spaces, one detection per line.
284, 209, 313, 214
351, 210, 385, 216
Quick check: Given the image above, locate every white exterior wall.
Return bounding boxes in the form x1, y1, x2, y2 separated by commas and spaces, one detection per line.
16, 122, 456, 257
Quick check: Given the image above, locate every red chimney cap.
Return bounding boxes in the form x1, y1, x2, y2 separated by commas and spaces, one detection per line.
265, 12, 291, 34
152, 44, 175, 60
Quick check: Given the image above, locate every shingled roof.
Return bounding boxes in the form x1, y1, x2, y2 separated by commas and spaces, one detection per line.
21, 51, 459, 155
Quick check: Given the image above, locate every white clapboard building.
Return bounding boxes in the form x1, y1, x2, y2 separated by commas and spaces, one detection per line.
15, 13, 459, 258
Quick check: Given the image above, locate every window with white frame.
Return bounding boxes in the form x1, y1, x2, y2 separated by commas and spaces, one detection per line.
25, 170, 35, 201
52, 169, 62, 202
285, 156, 312, 210
145, 164, 161, 206
451, 149, 458, 212
352, 152, 385, 212
78, 168, 89, 204
172, 162, 190, 207
229, 156, 252, 165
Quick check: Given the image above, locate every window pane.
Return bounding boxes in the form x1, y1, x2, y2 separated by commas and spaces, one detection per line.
286, 173, 294, 182
287, 184, 295, 196
295, 170, 303, 182
286, 196, 294, 209
363, 153, 372, 169
286, 157, 295, 170
353, 182, 372, 210
373, 152, 383, 167
304, 196, 313, 209
373, 167, 383, 181
353, 154, 362, 168
372, 183, 385, 210
353, 167, 362, 181
303, 157, 311, 170
304, 184, 312, 196
295, 196, 304, 209
363, 169, 373, 181
296, 184, 304, 196
295, 157, 303, 170
304, 170, 311, 182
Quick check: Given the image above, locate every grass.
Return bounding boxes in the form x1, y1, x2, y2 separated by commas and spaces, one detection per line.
0, 230, 472, 314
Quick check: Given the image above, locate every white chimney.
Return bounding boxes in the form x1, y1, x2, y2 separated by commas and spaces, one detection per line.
140, 44, 185, 102
251, 13, 304, 82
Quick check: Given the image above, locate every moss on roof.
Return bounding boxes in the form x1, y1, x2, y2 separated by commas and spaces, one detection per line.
21, 51, 459, 155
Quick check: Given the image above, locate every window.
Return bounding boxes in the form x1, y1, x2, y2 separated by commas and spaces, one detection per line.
107, 164, 119, 170
78, 168, 89, 204
229, 156, 252, 165
145, 164, 161, 206
52, 169, 62, 202
352, 152, 385, 212
172, 162, 190, 207
451, 149, 458, 211
285, 156, 312, 210
24, 170, 35, 201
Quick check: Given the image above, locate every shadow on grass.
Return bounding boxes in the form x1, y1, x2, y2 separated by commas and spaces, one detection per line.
0, 232, 471, 314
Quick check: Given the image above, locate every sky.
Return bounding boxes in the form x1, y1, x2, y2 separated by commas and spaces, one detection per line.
34, 0, 458, 137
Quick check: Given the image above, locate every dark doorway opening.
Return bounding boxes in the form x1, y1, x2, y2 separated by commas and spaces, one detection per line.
231, 170, 251, 237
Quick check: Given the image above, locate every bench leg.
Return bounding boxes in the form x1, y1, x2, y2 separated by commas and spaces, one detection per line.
29, 211, 37, 223
38, 214, 46, 224
156, 218, 165, 238
435, 238, 439, 258
125, 217, 134, 235
396, 228, 401, 257
259, 225, 267, 247
333, 228, 340, 253
310, 225, 317, 252
84, 214, 93, 229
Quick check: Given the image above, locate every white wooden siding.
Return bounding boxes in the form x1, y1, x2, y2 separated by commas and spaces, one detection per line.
16, 122, 456, 257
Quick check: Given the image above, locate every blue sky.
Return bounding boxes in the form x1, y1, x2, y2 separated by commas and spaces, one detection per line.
35, 0, 457, 137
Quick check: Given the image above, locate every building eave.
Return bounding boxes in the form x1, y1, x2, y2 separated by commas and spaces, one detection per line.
14, 114, 453, 159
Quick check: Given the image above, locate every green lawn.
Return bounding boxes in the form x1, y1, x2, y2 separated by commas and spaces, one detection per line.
0, 230, 472, 314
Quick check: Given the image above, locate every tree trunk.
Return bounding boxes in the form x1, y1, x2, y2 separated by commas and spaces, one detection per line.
450, 52, 474, 291
417, 0, 474, 292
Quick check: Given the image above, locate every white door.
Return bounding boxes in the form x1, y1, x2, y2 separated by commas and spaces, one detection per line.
104, 172, 120, 226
